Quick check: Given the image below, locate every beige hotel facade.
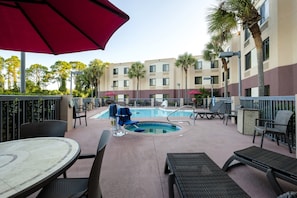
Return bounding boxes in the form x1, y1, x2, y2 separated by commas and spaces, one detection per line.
99, 0, 297, 101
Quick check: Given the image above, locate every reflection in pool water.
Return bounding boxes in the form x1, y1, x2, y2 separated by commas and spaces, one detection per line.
125, 121, 181, 134
94, 108, 192, 119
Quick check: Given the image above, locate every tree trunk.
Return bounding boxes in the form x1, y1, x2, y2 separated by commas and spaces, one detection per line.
224, 71, 228, 97
250, 24, 264, 96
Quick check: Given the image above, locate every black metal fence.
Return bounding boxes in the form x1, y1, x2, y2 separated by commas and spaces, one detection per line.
240, 96, 296, 148
0, 95, 62, 142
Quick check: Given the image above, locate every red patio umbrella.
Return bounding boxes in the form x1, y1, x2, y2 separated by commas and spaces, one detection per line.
188, 90, 202, 95
105, 91, 115, 97
0, 0, 129, 54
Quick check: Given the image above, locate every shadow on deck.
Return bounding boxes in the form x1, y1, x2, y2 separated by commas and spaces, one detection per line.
33, 107, 297, 198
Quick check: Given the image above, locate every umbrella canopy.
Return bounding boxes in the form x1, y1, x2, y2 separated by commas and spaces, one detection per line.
188, 90, 202, 95
0, 0, 129, 54
105, 91, 115, 97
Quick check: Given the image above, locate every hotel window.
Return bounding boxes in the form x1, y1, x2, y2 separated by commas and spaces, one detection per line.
162, 64, 169, 72
112, 80, 118, 87
149, 94, 155, 98
163, 78, 169, 86
195, 61, 202, 70
149, 65, 156, 72
244, 28, 251, 41
194, 76, 202, 84
259, 0, 269, 25
113, 68, 118, 75
124, 67, 129, 74
211, 76, 219, 84
149, 78, 156, 86
211, 60, 219, 68
245, 88, 251, 96
124, 80, 129, 87
245, 52, 251, 70
263, 37, 269, 61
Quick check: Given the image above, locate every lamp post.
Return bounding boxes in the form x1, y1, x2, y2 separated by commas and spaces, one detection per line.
177, 83, 180, 99
219, 51, 241, 96
203, 77, 213, 98
70, 71, 83, 95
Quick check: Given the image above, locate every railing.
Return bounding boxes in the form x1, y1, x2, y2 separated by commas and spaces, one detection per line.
240, 96, 295, 120
0, 95, 62, 142
240, 96, 295, 148
167, 105, 196, 125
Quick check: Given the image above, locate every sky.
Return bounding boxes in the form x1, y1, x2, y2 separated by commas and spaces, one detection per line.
0, 0, 218, 68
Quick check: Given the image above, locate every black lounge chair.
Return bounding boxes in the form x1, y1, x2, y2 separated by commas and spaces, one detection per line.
223, 146, 297, 195
37, 130, 111, 198
253, 110, 294, 153
164, 153, 250, 197
191, 100, 226, 119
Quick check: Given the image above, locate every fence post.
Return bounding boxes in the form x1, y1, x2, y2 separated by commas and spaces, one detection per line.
295, 94, 297, 158
60, 95, 73, 131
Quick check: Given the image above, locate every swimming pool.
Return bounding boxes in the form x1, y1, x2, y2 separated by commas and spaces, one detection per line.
94, 108, 192, 119
124, 121, 181, 134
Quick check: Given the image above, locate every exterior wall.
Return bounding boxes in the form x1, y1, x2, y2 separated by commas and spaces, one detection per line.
99, 0, 297, 98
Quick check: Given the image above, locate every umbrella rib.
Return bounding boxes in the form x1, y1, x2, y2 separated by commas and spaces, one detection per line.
46, 1, 105, 50
90, 0, 129, 20
16, 2, 56, 53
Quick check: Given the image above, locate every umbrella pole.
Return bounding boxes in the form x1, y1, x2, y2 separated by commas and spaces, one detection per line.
20, 52, 26, 93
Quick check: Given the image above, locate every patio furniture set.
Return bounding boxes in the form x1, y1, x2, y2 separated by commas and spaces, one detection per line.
164, 109, 296, 197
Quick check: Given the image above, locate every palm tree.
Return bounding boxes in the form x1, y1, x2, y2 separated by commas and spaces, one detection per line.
128, 62, 146, 105
175, 52, 197, 104
88, 59, 109, 98
203, 34, 231, 97
207, 0, 264, 96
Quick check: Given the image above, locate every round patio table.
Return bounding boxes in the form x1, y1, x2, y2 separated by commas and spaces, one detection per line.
0, 137, 80, 198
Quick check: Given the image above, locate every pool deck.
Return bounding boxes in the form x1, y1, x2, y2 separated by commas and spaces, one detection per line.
31, 106, 297, 198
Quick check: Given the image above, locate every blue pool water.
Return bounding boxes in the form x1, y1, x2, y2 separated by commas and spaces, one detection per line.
125, 122, 181, 134
95, 108, 192, 119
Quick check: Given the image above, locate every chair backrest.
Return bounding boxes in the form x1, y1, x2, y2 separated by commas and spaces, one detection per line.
88, 130, 111, 198
117, 107, 132, 126
209, 100, 225, 113
20, 120, 67, 139
73, 105, 87, 118
274, 110, 294, 132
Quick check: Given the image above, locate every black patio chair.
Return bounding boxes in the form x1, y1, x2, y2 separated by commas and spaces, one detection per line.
253, 110, 294, 153
37, 130, 111, 198
20, 120, 67, 139
20, 120, 68, 177
73, 105, 87, 128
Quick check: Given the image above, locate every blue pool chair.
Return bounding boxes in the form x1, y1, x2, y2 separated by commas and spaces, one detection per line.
117, 107, 139, 126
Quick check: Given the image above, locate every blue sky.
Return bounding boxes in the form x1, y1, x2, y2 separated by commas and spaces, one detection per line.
0, 0, 217, 68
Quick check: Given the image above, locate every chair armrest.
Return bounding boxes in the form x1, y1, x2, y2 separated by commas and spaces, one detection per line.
78, 154, 96, 159
255, 118, 273, 126
265, 122, 288, 128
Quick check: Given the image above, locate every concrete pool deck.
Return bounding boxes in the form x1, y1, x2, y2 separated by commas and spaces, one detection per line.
30, 106, 297, 198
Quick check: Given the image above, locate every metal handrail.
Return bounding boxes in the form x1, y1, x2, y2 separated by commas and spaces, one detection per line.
167, 105, 196, 125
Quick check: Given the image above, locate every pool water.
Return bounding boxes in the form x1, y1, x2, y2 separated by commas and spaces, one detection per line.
125, 122, 181, 134
95, 108, 192, 119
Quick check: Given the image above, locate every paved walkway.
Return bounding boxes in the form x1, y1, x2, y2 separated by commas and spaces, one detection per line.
32, 107, 297, 198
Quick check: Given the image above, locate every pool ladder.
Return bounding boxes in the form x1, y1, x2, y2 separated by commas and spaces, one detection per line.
167, 105, 196, 125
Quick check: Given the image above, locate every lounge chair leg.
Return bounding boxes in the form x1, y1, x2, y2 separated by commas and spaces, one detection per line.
260, 133, 265, 148
252, 130, 256, 143
168, 173, 175, 198
164, 160, 170, 174
266, 169, 283, 195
